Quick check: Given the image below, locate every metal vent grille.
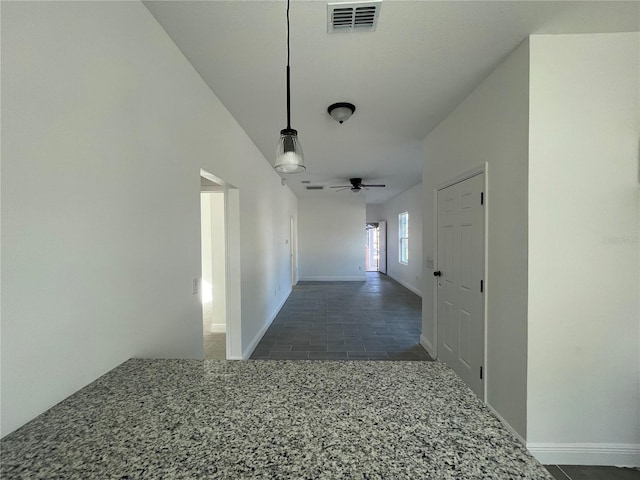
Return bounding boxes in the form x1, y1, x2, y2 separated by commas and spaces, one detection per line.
328, 1, 381, 33
306, 186, 324, 190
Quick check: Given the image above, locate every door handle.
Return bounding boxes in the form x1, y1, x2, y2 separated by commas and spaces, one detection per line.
433, 271, 442, 277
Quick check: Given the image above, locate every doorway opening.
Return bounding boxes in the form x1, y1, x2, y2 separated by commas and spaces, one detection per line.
365, 223, 379, 272
201, 178, 226, 359
200, 169, 242, 359
365, 221, 387, 274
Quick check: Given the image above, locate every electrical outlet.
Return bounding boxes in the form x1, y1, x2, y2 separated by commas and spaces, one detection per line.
192, 278, 199, 295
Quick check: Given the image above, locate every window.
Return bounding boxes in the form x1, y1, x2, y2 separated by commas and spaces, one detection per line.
399, 212, 408, 264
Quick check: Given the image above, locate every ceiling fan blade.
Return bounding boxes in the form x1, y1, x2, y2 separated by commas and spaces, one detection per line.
361, 184, 385, 188
334, 187, 351, 192
330, 185, 351, 188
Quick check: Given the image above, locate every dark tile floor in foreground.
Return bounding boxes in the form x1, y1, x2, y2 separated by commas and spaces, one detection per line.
545, 464, 640, 480
251, 272, 432, 361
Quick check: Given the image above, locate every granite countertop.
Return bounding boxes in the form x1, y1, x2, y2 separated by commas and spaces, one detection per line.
1, 359, 553, 479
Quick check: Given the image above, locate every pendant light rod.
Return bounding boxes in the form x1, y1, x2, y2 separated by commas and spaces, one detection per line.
286, 65, 291, 130
274, 0, 305, 173
286, 0, 291, 130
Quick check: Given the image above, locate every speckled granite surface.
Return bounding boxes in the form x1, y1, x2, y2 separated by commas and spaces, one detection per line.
1, 359, 552, 479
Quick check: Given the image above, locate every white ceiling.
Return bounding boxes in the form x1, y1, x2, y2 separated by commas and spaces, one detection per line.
145, 0, 639, 204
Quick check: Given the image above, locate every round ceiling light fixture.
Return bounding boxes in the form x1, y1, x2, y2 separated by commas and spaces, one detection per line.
328, 102, 356, 124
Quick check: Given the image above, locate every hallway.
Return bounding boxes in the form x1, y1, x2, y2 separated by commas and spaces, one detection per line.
251, 273, 431, 360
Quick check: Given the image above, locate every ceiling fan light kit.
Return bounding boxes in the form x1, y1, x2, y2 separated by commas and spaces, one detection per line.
328, 102, 356, 124
274, 0, 305, 174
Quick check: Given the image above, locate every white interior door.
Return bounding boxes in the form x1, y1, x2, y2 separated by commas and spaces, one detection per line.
436, 173, 485, 399
378, 221, 387, 274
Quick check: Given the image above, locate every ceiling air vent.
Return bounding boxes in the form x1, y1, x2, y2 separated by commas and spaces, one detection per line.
306, 186, 324, 190
328, 1, 382, 33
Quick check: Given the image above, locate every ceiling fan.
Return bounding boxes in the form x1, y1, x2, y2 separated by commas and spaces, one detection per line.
330, 178, 386, 193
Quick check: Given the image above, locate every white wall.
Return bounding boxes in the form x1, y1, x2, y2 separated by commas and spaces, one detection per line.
382, 184, 423, 296
422, 40, 530, 439
527, 33, 640, 465
366, 203, 383, 223
298, 196, 366, 281
1, 1, 296, 437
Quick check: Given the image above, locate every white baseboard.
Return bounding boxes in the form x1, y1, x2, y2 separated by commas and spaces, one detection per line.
241, 290, 291, 360
387, 273, 422, 297
298, 276, 366, 281
419, 334, 435, 358
207, 324, 226, 333
526, 442, 640, 467
486, 403, 526, 446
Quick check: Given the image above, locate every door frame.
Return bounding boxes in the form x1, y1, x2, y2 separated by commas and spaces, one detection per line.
200, 169, 242, 360
365, 222, 379, 272
290, 215, 297, 286
377, 220, 387, 275
433, 163, 488, 401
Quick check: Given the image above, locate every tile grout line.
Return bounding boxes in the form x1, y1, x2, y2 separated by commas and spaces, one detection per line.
556, 465, 572, 480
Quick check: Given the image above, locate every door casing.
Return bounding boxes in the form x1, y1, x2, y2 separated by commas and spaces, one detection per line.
378, 220, 387, 275
200, 169, 242, 359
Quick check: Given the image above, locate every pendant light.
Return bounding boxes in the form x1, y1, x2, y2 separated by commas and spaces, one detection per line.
274, 0, 305, 174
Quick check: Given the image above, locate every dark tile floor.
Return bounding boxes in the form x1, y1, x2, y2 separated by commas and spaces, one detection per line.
545, 464, 640, 480
251, 272, 432, 361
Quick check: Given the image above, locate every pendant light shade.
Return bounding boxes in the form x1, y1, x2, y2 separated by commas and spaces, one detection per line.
275, 128, 305, 173
274, 0, 305, 174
